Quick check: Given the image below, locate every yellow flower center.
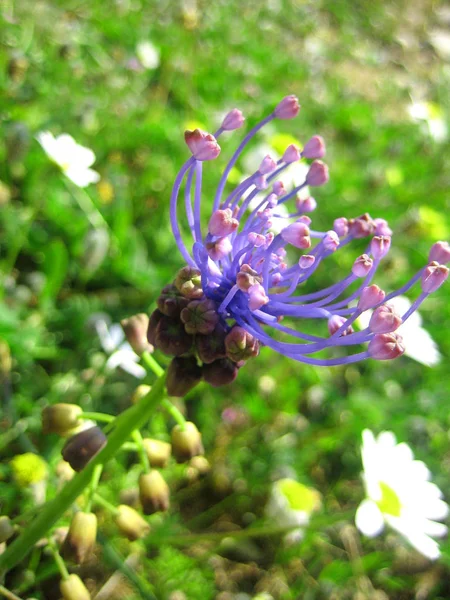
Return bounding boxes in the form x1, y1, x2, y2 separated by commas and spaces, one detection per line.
278, 479, 321, 513
376, 482, 402, 517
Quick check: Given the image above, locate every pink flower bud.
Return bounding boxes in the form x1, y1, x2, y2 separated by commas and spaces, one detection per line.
429, 241, 450, 264
323, 230, 340, 252
369, 304, 402, 333
348, 213, 376, 238
368, 333, 405, 360
276, 247, 287, 258
297, 215, 312, 225
206, 236, 233, 260
247, 232, 266, 247
259, 155, 277, 175
352, 254, 373, 277
333, 217, 349, 237
266, 193, 278, 208
208, 208, 239, 236
273, 181, 286, 197
302, 135, 326, 159
248, 283, 269, 311
255, 174, 268, 190
374, 218, 392, 236
222, 108, 245, 131
357, 284, 385, 311
299, 254, 315, 269
371, 235, 391, 259
184, 129, 221, 161
281, 221, 311, 249
328, 315, 354, 336
296, 195, 317, 213
421, 261, 449, 293
271, 273, 283, 285
306, 160, 329, 186
282, 144, 301, 163
236, 264, 262, 291
274, 95, 300, 119
264, 232, 275, 247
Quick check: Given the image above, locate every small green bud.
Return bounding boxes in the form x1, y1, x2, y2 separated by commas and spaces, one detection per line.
142, 438, 172, 468
42, 404, 83, 436
139, 471, 170, 515
0, 516, 14, 543
171, 422, 204, 463
121, 313, 154, 355
180, 299, 219, 335
115, 505, 150, 541
175, 266, 203, 299
62, 512, 97, 564
62, 426, 107, 472
131, 384, 152, 405
60, 574, 91, 600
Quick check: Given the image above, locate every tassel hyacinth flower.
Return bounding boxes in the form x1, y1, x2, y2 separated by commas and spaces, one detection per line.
148, 96, 449, 385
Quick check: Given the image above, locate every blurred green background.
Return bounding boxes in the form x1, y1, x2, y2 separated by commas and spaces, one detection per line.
1, 0, 450, 598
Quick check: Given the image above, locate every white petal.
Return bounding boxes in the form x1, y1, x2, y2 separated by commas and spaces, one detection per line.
423, 498, 449, 521
377, 430, 397, 449
119, 360, 146, 379
355, 499, 385, 537
65, 167, 100, 187
95, 319, 116, 353
405, 531, 441, 560
422, 520, 448, 538
108, 324, 125, 348
36, 131, 60, 163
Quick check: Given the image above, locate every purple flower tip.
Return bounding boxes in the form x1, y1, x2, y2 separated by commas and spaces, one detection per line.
185, 129, 221, 161
302, 135, 326, 159
357, 284, 385, 311
259, 155, 277, 175
282, 144, 301, 164
368, 333, 405, 360
370, 235, 391, 259
429, 241, 450, 264
208, 208, 239, 237
421, 261, 449, 293
296, 196, 317, 213
281, 221, 311, 249
222, 108, 245, 131
369, 304, 402, 334
306, 160, 329, 187
274, 95, 300, 119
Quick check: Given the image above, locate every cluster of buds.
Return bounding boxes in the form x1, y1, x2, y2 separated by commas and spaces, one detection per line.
161, 96, 449, 370
147, 266, 260, 395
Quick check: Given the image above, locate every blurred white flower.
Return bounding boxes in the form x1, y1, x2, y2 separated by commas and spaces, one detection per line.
265, 478, 321, 544
357, 295, 440, 367
356, 429, 448, 560
36, 132, 100, 187
136, 40, 160, 70
95, 318, 146, 379
408, 101, 448, 143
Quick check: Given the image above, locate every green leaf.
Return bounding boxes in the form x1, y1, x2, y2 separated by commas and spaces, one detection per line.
40, 238, 69, 303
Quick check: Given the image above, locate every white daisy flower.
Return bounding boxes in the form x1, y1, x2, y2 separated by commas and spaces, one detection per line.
136, 40, 160, 70
356, 429, 448, 560
94, 317, 146, 379
357, 295, 441, 367
265, 478, 321, 544
36, 132, 100, 188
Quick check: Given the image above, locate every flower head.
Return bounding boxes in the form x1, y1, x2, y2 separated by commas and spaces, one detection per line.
356, 430, 448, 560
157, 96, 448, 378
37, 132, 100, 187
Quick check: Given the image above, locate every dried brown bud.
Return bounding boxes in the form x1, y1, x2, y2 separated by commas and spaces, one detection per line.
154, 315, 194, 356
60, 574, 91, 600
62, 426, 107, 472
121, 313, 153, 355
42, 404, 83, 436
142, 438, 172, 468
115, 505, 150, 541
175, 266, 203, 299
62, 512, 97, 564
139, 471, 170, 515
202, 358, 239, 387
180, 299, 219, 335
147, 309, 164, 346
157, 284, 190, 317
171, 421, 204, 463
166, 356, 202, 397
195, 324, 227, 364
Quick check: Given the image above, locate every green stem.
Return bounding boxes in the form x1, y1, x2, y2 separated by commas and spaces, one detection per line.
64, 179, 109, 231
161, 398, 186, 430
132, 430, 150, 473
47, 541, 69, 580
94, 494, 119, 515
141, 352, 164, 377
85, 464, 103, 513
0, 372, 166, 576
0, 585, 25, 600
80, 412, 115, 424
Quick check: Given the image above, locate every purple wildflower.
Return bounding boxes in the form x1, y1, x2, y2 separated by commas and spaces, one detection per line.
160, 95, 449, 373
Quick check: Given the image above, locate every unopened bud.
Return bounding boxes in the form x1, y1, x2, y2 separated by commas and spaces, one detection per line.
299, 254, 315, 269
352, 254, 373, 277
305, 161, 329, 186
139, 471, 170, 514
60, 574, 91, 600
154, 316, 193, 356
42, 404, 82, 436
180, 299, 219, 335
174, 266, 203, 299
62, 426, 107, 472
274, 95, 300, 119
222, 108, 245, 131
208, 208, 239, 237
190, 456, 211, 476
333, 217, 349, 237
225, 326, 260, 363
166, 356, 202, 397
62, 512, 97, 564
368, 333, 405, 360
206, 236, 233, 260
357, 285, 385, 311
0, 516, 14, 543
369, 304, 402, 334
281, 221, 311, 249
248, 283, 269, 311
131, 384, 152, 405
147, 309, 164, 346
273, 181, 286, 196
282, 144, 301, 164
115, 505, 150, 540
259, 155, 277, 175
429, 241, 450, 264
348, 213, 376, 238
142, 438, 172, 468
374, 218, 392, 236
371, 235, 391, 260
323, 230, 339, 252
184, 129, 221, 161
157, 284, 189, 317
121, 313, 153, 355
328, 315, 354, 336
195, 325, 227, 363
421, 261, 449, 293
202, 358, 239, 387
171, 421, 204, 462
302, 135, 326, 159
296, 195, 317, 213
